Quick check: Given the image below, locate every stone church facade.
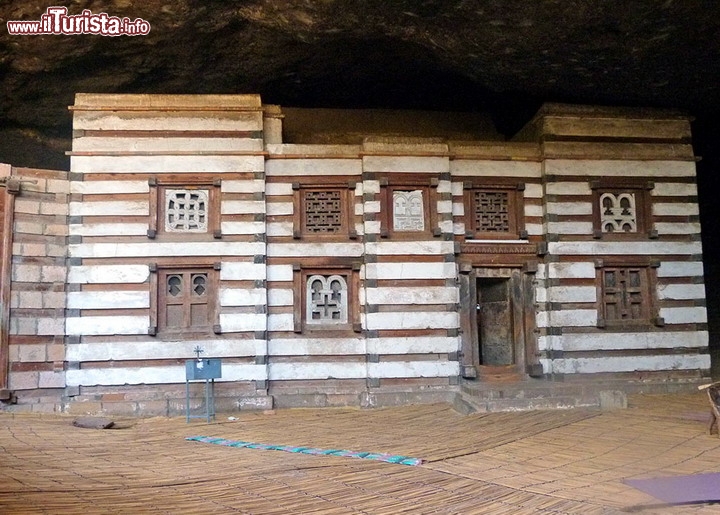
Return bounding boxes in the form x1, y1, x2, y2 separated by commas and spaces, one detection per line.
0, 94, 710, 414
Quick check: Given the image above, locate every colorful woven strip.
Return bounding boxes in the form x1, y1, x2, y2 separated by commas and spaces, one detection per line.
186, 435, 424, 466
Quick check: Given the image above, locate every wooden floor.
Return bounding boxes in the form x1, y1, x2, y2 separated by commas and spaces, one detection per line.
2, 393, 720, 514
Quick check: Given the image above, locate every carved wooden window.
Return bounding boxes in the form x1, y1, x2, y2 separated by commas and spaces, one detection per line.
463, 182, 526, 240
293, 264, 361, 332
595, 259, 662, 328
379, 177, 438, 238
148, 178, 221, 239
591, 180, 655, 239
293, 183, 357, 239
149, 263, 220, 337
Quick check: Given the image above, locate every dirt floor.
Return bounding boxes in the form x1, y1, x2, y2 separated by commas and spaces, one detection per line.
1, 392, 720, 514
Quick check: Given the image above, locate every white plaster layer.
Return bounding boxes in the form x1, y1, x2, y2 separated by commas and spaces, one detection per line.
268, 362, 366, 380
450, 160, 541, 177
659, 306, 708, 324
657, 283, 706, 300
549, 241, 702, 255
66, 339, 265, 361
220, 180, 265, 193
366, 336, 460, 355
266, 159, 362, 176
368, 361, 459, 378
657, 261, 704, 277
267, 243, 364, 257
70, 180, 150, 194
544, 160, 697, 177
69, 223, 148, 236
69, 241, 266, 258
365, 287, 459, 305
268, 338, 365, 356
66, 291, 149, 310
66, 363, 267, 386
551, 331, 709, 352
71, 155, 264, 174
68, 265, 150, 284
365, 241, 455, 255
221, 221, 267, 235
219, 288, 266, 306
66, 316, 149, 335
363, 156, 449, 174
219, 313, 267, 332
69, 201, 149, 216
365, 262, 456, 280
548, 354, 710, 374
365, 312, 459, 330
221, 200, 266, 215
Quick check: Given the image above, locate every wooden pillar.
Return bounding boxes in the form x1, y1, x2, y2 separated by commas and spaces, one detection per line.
0, 169, 18, 395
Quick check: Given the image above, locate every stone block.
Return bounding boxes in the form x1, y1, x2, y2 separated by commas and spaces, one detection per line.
46, 244, 66, 257
273, 394, 327, 409
38, 371, 65, 389
40, 203, 68, 216
47, 179, 70, 194
66, 401, 104, 415
11, 318, 38, 335
13, 264, 41, 283
237, 395, 274, 411
17, 344, 45, 362
22, 243, 47, 257
101, 402, 137, 416
44, 224, 68, 236
37, 318, 65, 336
42, 292, 66, 309
18, 291, 43, 309
32, 402, 61, 414
41, 266, 67, 283
599, 390, 627, 410
9, 371, 39, 390
15, 199, 40, 214
15, 220, 45, 235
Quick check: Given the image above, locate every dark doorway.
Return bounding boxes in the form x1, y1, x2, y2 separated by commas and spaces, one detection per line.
476, 278, 515, 366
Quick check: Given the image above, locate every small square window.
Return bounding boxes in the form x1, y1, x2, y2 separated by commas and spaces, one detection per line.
378, 177, 438, 238
591, 180, 655, 239
148, 178, 221, 239
463, 182, 525, 240
292, 182, 357, 239
150, 265, 219, 337
293, 265, 360, 332
596, 260, 661, 328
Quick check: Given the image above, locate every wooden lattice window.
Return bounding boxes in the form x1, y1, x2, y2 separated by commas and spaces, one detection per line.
148, 177, 221, 239
595, 259, 662, 328
293, 264, 361, 332
304, 190, 344, 234
292, 182, 357, 239
463, 182, 526, 240
149, 263, 220, 337
591, 180, 655, 239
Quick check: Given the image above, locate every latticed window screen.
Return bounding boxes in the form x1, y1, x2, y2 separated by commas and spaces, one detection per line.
602, 267, 647, 321
393, 190, 425, 231
306, 274, 348, 325
473, 191, 510, 232
164, 189, 209, 232
160, 269, 211, 331
600, 192, 637, 233
303, 190, 344, 233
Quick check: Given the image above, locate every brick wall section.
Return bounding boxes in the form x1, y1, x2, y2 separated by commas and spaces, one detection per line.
7, 167, 68, 411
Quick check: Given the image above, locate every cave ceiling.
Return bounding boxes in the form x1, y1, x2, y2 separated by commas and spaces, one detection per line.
1, 0, 720, 169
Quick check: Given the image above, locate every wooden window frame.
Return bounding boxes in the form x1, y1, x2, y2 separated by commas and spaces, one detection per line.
148, 176, 222, 240
595, 258, 663, 328
149, 261, 221, 338
292, 181, 357, 240
379, 176, 439, 239
463, 181, 527, 240
292, 263, 362, 333
590, 179, 656, 240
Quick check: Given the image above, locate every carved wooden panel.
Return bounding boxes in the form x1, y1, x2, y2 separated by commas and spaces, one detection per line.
158, 268, 213, 333
601, 267, 647, 321
303, 190, 344, 234
473, 191, 509, 232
